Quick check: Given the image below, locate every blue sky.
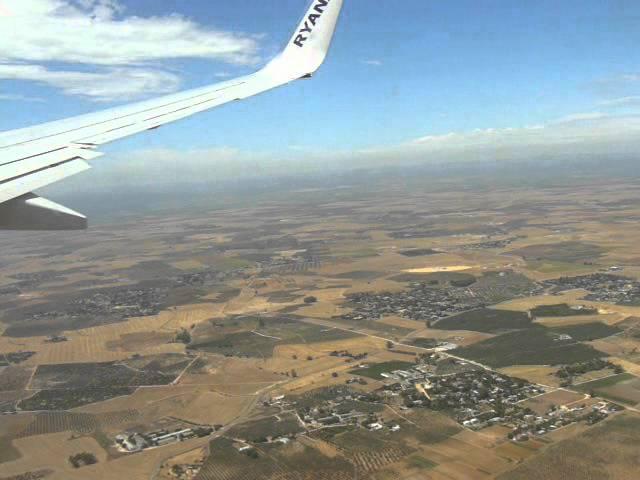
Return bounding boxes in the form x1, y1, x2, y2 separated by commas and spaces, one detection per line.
1, 0, 640, 190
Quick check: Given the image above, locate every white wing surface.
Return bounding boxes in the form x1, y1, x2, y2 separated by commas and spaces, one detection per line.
0, 0, 344, 230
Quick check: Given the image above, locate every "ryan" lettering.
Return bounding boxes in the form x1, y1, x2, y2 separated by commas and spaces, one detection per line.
293, 0, 330, 48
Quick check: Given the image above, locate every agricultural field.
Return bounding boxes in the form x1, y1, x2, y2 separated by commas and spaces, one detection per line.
0, 366, 33, 392
498, 413, 640, 480
574, 373, 640, 405
520, 390, 588, 415
509, 242, 605, 264
452, 327, 606, 368
530, 303, 598, 317
226, 413, 304, 443
434, 308, 532, 333
349, 361, 416, 380
188, 315, 359, 358
196, 437, 355, 480
29, 354, 191, 390
547, 322, 621, 341
3, 173, 640, 478
18, 387, 135, 411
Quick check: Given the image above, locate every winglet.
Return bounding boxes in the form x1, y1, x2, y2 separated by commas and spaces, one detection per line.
263, 0, 344, 80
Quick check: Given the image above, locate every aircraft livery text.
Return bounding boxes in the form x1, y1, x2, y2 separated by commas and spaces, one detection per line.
293, 0, 330, 47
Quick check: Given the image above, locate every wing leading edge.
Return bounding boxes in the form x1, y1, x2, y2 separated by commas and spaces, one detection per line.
0, 0, 344, 230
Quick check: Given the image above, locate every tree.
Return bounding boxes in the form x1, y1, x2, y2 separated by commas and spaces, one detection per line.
69, 453, 98, 468
386, 341, 394, 350
175, 328, 191, 344
332, 372, 339, 378
291, 369, 298, 378
304, 296, 318, 304
244, 449, 259, 459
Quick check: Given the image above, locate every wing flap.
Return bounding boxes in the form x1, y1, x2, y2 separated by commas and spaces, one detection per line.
0, 146, 102, 185
0, 159, 91, 204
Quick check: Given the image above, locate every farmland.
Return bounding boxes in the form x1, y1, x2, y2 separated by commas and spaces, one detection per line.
349, 361, 416, 379
498, 413, 640, 480
29, 354, 191, 390
531, 303, 598, 317
188, 315, 359, 358
435, 308, 532, 333
452, 327, 606, 367
574, 373, 640, 405
18, 387, 135, 411
548, 322, 621, 341
3, 171, 640, 478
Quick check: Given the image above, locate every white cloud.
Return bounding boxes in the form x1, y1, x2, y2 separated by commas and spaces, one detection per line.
0, 0, 262, 101
551, 112, 608, 124
0, 64, 180, 102
0, 92, 44, 102
47, 113, 640, 194
362, 59, 383, 67
599, 96, 640, 108
1, 0, 260, 66
403, 114, 640, 162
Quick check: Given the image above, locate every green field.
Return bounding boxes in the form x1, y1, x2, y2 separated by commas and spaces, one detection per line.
410, 338, 440, 348
349, 361, 415, 379
407, 455, 438, 470
509, 241, 604, 263
390, 272, 476, 285
18, 387, 135, 411
574, 373, 640, 404
435, 308, 531, 333
531, 304, 598, 317
549, 322, 620, 341
0, 435, 21, 464
190, 317, 359, 358
399, 249, 440, 257
452, 327, 606, 368
226, 413, 304, 443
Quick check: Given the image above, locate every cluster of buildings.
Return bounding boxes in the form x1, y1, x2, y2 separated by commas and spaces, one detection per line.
343, 284, 487, 323
70, 286, 168, 319
343, 271, 543, 324
295, 390, 400, 435
368, 360, 626, 440
383, 368, 544, 418
544, 273, 640, 304
115, 426, 214, 453
507, 401, 624, 441
366, 361, 602, 440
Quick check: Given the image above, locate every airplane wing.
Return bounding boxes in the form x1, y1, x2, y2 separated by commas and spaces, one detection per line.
0, 0, 344, 230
